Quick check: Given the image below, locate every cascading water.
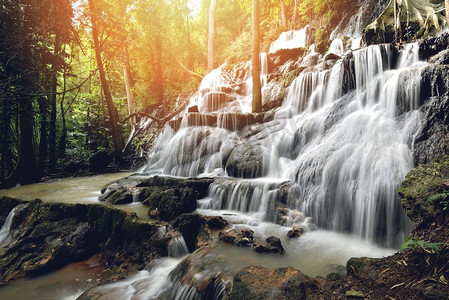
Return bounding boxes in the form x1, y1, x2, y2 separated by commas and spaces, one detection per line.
146, 41, 423, 247
0, 207, 18, 246
269, 26, 309, 53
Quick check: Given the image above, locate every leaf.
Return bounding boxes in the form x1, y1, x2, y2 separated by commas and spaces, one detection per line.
427, 193, 444, 203
346, 290, 366, 298
400, 237, 414, 252
426, 242, 441, 255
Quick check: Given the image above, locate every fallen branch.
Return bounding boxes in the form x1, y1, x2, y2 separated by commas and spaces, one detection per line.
178, 61, 204, 80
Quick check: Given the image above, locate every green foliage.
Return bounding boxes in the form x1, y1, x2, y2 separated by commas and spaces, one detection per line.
400, 237, 441, 254
224, 30, 252, 66
427, 192, 449, 211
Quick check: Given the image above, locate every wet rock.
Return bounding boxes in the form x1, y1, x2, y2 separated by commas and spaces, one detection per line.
414, 65, 449, 164
219, 229, 254, 247
225, 144, 265, 178
268, 48, 305, 73
144, 187, 199, 221
230, 265, 314, 300
188, 105, 199, 112
253, 236, 285, 254
173, 213, 206, 253
0, 198, 170, 282
419, 32, 449, 61
324, 52, 341, 61
429, 49, 449, 65
206, 216, 229, 230
298, 52, 320, 69
136, 175, 214, 199
325, 264, 347, 276
158, 249, 232, 300
99, 189, 134, 205
287, 226, 304, 238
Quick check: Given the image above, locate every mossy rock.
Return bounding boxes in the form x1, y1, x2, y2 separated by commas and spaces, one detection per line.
399, 155, 449, 223
144, 187, 199, 221
173, 213, 205, 253
229, 265, 310, 300
0, 197, 169, 282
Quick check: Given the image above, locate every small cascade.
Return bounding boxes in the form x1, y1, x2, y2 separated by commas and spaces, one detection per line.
260, 52, 268, 88
199, 178, 285, 221
81, 258, 182, 300
279, 59, 345, 116
168, 236, 189, 258
269, 26, 309, 53
145, 126, 239, 177
0, 206, 18, 246
329, 38, 345, 56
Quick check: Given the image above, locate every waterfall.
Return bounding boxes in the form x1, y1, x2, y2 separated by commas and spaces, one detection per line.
329, 38, 345, 56
145, 36, 425, 247
168, 236, 189, 258
0, 207, 18, 246
269, 26, 309, 53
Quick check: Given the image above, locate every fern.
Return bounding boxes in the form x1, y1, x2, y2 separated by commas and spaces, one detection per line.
400, 237, 441, 254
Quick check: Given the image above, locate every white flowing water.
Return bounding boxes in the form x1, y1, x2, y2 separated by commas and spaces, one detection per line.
147, 42, 424, 247
0, 207, 18, 246
269, 26, 309, 53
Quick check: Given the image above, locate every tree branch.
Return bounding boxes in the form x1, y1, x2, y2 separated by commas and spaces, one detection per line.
178, 61, 204, 80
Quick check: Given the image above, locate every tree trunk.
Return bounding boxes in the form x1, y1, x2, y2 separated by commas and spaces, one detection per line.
207, 0, 217, 71
122, 47, 137, 126
155, 39, 164, 105
59, 66, 68, 159
49, 33, 60, 172
38, 96, 48, 175
0, 95, 13, 182
88, 0, 122, 154
281, 1, 287, 29
2, 3, 39, 187
252, 0, 262, 113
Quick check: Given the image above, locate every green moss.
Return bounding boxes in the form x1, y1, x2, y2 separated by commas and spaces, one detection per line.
229, 273, 258, 300
399, 155, 449, 223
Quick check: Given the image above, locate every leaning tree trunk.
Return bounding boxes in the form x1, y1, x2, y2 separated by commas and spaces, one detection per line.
252, 0, 262, 113
207, 0, 217, 71
88, 0, 122, 154
122, 47, 136, 126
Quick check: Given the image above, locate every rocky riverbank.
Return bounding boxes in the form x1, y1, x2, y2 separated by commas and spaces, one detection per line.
0, 155, 448, 298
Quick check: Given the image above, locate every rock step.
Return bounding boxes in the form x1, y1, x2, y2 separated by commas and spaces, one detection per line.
168, 112, 264, 132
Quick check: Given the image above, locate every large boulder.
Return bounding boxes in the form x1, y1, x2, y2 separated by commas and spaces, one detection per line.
268, 48, 305, 73
0, 198, 170, 282
225, 144, 266, 178
399, 155, 449, 223
413, 65, 449, 164
145, 187, 199, 221
253, 236, 285, 255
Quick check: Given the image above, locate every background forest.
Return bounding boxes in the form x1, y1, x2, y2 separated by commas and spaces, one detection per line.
0, 0, 351, 187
